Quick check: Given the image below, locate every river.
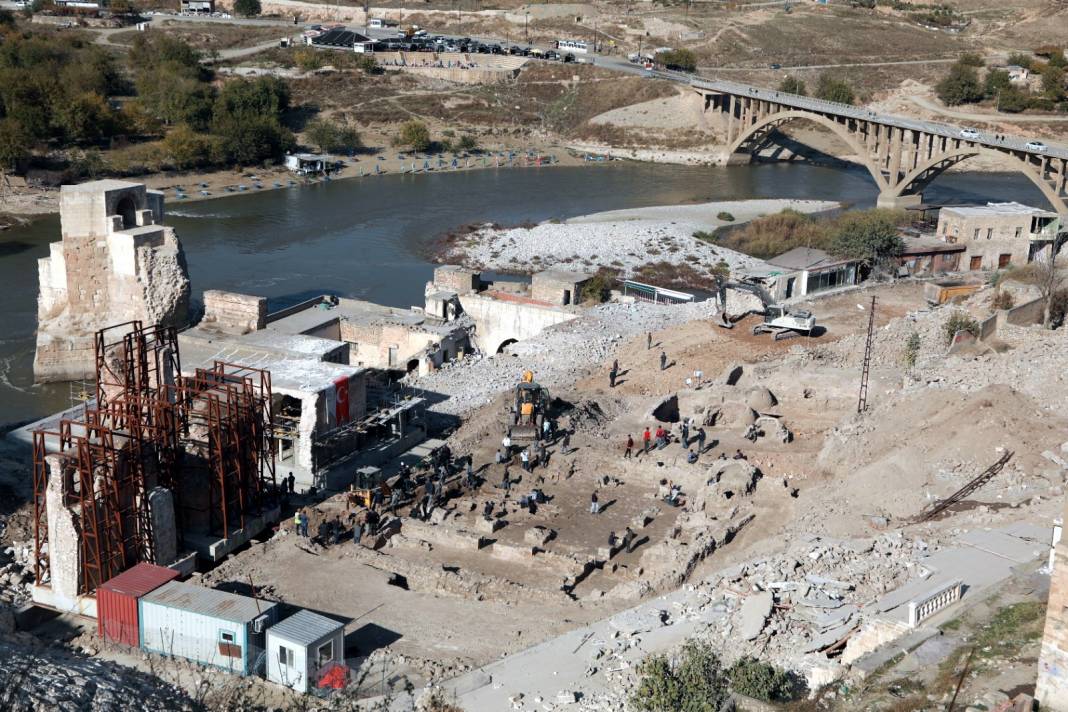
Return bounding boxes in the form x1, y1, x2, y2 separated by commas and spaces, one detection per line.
0, 162, 1050, 428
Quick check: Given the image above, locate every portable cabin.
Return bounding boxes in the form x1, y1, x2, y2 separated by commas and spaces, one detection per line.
266, 609, 346, 693
98, 563, 180, 648
139, 581, 280, 676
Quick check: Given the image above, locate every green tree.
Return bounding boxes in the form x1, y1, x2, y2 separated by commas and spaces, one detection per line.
215, 116, 294, 164
778, 75, 806, 95
630, 640, 730, 712
0, 117, 30, 172
0, 9, 15, 28
162, 124, 214, 169
658, 48, 697, 72
1006, 51, 1033, 71
997, 85, 1033, 112
957, 52, 984, 67
137, 70, 216, 129
457, 134, 478, 151
128, 33, 204, 77
233, 0, 262, 17
984, 68, 1011, 97
815, 73, 855, 104
58, 92, 121, 143
304, 117, 361, 153
396, 120, 431, 151
1048, 49, 1068, 69
829, 209, 905, 263
355, 54, 379, 74
936, 62, 983, 105
1043, 65, 1066, 101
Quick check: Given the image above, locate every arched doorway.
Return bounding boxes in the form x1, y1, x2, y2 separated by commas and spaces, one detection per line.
496, 338, 518, 354
116, 196, 138, 229
406, 359, 420, 374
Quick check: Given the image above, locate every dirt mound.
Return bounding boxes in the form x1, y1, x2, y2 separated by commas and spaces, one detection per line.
818, 383, 1067, 520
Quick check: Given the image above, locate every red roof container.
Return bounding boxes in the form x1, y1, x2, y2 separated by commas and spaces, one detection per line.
97, 563, 180, 648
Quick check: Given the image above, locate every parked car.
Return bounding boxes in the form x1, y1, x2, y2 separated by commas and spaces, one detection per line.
959, 128, 981, 140
545, 50, 560, 60
770, 63, 782, 69
1025, 140, 1048, 152
490, 44, 504, 54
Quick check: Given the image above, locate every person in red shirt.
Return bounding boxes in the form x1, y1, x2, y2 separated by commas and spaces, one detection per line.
654, 425, 666, 448
642, 427, 651, 453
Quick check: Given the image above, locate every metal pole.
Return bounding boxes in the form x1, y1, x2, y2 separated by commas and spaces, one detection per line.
857, 296, 876, 413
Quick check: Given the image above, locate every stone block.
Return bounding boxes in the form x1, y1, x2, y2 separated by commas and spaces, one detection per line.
477, 517, 506, 534
524, 526, 555, 546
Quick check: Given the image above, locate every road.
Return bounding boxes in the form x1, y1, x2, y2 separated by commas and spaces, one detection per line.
909, 95, 1068, 125
702, 57, 961, 72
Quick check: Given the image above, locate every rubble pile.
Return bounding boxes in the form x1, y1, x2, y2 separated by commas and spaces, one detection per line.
0, 542, 34, 606
413, 300, 719, 415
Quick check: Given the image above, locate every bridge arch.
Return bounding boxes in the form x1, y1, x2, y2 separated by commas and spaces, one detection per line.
891, 147, 1068, 215
727, 110, 889, 191
495, 338, 518, 354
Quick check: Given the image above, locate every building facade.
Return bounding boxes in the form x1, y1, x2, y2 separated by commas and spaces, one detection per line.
765, 247, 860, 300
936, 202, 1061, 271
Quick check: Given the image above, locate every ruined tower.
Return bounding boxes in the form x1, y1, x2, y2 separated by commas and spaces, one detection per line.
33, 180, 190, 382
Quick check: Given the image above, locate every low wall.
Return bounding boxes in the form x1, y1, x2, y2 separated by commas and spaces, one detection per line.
202, 290, 266, 335
1004, 296, 1045, 326
978, 313, 998, 341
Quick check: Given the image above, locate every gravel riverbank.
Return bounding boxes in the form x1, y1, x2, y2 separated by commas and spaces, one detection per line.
437, 198, 838, 282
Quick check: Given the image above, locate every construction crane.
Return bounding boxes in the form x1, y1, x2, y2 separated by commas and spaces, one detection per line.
713, 279, 817, 341
508, 370, 550, 443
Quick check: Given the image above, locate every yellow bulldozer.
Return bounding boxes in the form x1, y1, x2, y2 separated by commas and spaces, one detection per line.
508, 370, 550, 443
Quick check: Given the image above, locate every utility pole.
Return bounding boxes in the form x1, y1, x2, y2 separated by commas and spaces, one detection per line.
857, 295, 876, 413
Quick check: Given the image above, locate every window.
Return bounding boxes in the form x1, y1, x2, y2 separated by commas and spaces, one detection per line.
317, 640, 334, 668
986, 228, 993, 240
219, 630, 235, 644
278, 645, 294, 667
973, 228, 980, 240
1015, 227, 1022, 238
998, 253, 1011, 268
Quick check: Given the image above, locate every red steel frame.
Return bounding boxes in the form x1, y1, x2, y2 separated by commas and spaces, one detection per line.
33, 324, 276, 596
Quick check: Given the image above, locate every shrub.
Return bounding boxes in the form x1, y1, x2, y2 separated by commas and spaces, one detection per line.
658, 48, 697, 72
293, 48, 323, 72
396, 120, 431, 151
630, 640, 729, 712
1006, 51, 1034, 71
778, 76, 806, 96
233, 0, 261, 17
829, 209, 905, 262
942, 311, 980, 346
581, 268, 618, 303
958, 52, 985, 67
936, 62, 983, 106
304, 117, 361, 154
727, 656, 800, 702
457, 134, 478, 151
991, 290, 1015, 311
1050, 288, 1068, 329
815, 73, 855, 104
355, 54, 380, 74
902, 331, 920, 371
716, 211, 735, 222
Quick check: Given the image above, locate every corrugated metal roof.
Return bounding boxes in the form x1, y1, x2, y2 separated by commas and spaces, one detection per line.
141, 581, 277, 624
268, 609, 344, 646
99, 563, 179, 598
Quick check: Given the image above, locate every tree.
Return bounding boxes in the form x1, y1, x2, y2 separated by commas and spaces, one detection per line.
814, 73, 855, 104
396, 120, 431, 151
1035, 244, 1066, 328
1043, 65, 1066, 102
355, 54, 379, 74
778, 76, 806, 96
162, 124, 214, 169
457, 134, 478, 151
233, 0, 262, 17
0, 117, 30, 173
727, 657, 800, 702
997, 85, 1032, 113
658, 48, 697, 72
958, 52, 984, 67
936, 62, 983, 105
829, 209, 904, 263
630, 640, 730, 712
58, 92, 120, 143
1006, 51, 1034, 71
984, 68, 1011, 97
304, 117, 361, 154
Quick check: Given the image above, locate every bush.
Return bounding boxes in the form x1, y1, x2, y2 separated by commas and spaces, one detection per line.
958, 52, 985, 67
829, 209, 905, 262
630, 640, 729, 712
658, 48, 697, 72
902, 331, 920, 371
936, 62, 983, 105
815, 73, 855, 104
293, 48, 324, 72
727, 656, 800, 702
998, 86, 1033, 113
304, 117, 361, 154
1006, 51, 1034, 71
581, 268, 618, 303
233, 0, 261, 17
943, 311, 980, 346
693, 230, 717, 243
457, 134, 478, 151
355, 55, 380, 74
396, 120, 431, 151
716, 211, 735, 222
779, 76, 806, 96
1050, 288, 1068, 329
991, 290, 1015, 311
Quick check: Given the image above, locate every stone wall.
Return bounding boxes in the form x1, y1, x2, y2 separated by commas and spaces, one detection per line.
1004, 296, 1046, 326
1038, 530, 1068, 710
433, 265, 481, 295
458, 292, 578, 354
201, 290, 267, 335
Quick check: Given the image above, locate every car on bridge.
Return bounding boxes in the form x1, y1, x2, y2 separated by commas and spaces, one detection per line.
1026, 141, 1048, 152
959, 128, 981, 140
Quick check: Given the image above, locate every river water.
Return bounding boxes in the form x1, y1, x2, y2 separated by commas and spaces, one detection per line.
0, 162, 1049, 428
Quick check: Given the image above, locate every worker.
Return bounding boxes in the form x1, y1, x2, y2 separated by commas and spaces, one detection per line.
520, 447, 531, 472
389, 489, 400, 514
292, 510, 301, 534
539, 443, 549, 468
590, 491, 600, 515
733, 449, 746, 460
642, 427, 652, 453
654, 425, 667, 449
659, 351, 667, 371
500, 468, 512, 498
681, 419, 690, 447
502, 433, 512, 457
298, 510, 309, 538
371, 488, 383, 511
352, 520, 363, 546
561, 431, 572, 455
623, 526, 637, 552
623, 434, 634, 459
465, 459, 476, 488
495, 447, 505, 464
330, 516, 341, 546
668, 484, 682, 506
646, 332, 652, 350
696, 427, 707, 453
567, 459, 576, 479
482, 500, 494, 521
608, 531, 618, 549
687, 449, 699, 464
609, 359, 618, 388
287, 472, 295, 494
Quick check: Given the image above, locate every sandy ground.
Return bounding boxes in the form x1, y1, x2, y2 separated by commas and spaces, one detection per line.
439, 198, 838, 280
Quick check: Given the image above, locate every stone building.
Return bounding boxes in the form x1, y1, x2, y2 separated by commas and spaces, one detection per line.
530, 269, 594, 306
936, 202, 1061, 271
34, 180, 190, 382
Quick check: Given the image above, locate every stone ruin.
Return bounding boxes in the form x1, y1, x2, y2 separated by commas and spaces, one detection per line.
34, 180, 190, 382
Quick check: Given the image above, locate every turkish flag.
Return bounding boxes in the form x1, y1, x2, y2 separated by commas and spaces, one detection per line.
334, 376, 350, 425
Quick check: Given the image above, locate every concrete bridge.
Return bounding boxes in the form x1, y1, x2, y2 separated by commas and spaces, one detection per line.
654, 72, 1068, 215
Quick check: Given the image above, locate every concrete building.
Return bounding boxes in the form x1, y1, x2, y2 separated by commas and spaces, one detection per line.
530, 269, 594, 306
179, 0, 214, 13
284, 153, 327, 175
936, 202, 1062, 271
34, 180, 190, 382
266, 610, 346, 693
765, 247, 860, 300
139, 581, 280, 676
895, 236, 965, 276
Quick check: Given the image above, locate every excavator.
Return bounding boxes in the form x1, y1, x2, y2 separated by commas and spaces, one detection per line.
508, 370, 550, 443
714, 279, 817, 341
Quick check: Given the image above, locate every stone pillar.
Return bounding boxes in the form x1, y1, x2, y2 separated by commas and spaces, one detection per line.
877, 192, 923, 210
726, 95, 736, 144
148, 487, 178, 566
1039, 505, 1068, 710
44, 456, 81, 608
888, 128, 903, 186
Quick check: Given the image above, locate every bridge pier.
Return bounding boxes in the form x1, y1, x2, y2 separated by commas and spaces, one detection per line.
877, 192, 923, 210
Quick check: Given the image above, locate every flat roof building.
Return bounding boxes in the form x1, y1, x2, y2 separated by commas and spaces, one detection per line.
766, 247, 860, 300
936, 201, 1061, 271
267, 610, 347, 693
